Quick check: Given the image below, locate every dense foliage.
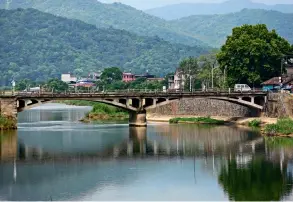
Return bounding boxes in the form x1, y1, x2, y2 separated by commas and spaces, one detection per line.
0, 0, 207, 47
0, 8, 208, 85
169, 117, 225, 124
171, 9, 293, 47
217, 24, 292, 86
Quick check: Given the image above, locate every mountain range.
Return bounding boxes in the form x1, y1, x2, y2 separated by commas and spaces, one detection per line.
170, 9, 293, 47
0, 0, 207, 47
145, 0, 293, 20
0, 8, 208, 85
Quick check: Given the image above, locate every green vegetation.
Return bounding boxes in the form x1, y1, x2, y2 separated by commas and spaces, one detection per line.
217, 24, 292, 87
0, 115, 16, 130
0, 8, 208, 85
248, 119, 261, 127
264, 118, 293, 136
219, 158, 293, 201
0, 0, 208, 47
169, 117, 225, 124
171, 9, 293, 47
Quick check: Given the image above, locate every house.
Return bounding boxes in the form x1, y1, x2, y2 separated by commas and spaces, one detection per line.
168, 69, 186, 90
61, 73, 77, 83
123, 72, 136, 82
261, 75, 293, 92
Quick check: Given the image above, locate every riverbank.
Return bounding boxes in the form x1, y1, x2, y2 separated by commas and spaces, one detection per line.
54, 100, 128, 122
147, 114, 277, 126
0, 115, 17, 130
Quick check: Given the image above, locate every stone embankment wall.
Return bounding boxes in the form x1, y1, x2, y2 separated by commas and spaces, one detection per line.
147, 98, 259, 117
0, 98, 17, 120
265, 92, 293, 118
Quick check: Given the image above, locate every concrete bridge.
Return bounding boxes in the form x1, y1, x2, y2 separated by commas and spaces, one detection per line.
0, 91, 268, 127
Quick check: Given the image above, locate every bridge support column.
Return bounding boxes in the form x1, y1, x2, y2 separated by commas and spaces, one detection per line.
129, 111, 147, 127
0, 98, 17, 129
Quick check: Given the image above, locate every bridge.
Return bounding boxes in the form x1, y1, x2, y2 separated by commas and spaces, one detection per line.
0, 90, 268, 127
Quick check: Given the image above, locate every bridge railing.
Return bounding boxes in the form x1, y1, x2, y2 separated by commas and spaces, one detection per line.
12, 87, 268, 97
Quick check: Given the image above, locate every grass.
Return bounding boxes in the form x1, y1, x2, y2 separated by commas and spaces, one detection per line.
264, 118, 293, 136
248, 119, 261, 127
169, 117, 225, 125
0, 115, 16, 130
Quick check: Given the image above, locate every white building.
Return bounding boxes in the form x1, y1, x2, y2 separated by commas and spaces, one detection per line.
61, 74, 77, 83
168, 69, 186, 90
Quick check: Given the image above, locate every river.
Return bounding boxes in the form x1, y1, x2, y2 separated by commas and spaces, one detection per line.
0, 103, 293, 201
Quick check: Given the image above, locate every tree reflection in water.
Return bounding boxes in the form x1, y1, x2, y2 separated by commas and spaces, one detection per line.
218, 157, 293, 201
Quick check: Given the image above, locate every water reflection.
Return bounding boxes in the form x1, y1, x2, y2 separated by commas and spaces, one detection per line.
219, 157, 293, 201
1, 104, 293, 200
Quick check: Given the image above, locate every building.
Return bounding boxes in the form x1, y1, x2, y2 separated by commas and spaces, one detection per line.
123, 73, 136, 82
168, 69, 186, 90
61, 74, 77, 83
122, 72, 157, 82
261, 75, 293, 92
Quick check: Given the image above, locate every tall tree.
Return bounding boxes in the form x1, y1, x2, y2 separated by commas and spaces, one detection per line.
217, 24, 292, 86
179, 57, 199, 90
100, 67, 123, 83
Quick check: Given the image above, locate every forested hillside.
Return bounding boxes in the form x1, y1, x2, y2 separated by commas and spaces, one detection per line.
0, 8, 208, 85
171, 9, 293, 47
145, 0, 293, 20
0, 0, 207, 47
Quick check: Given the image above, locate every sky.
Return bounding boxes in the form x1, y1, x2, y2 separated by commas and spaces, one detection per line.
99, 0, 293, 10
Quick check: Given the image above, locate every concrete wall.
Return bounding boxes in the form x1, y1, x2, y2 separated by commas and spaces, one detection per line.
147, 98, 259, 117
265, 93, 293, 118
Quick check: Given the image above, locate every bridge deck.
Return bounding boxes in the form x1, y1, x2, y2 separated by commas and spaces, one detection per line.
0, 91, 268, 99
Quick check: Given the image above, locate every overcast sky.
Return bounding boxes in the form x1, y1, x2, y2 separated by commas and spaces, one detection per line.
99, 0, 293, 9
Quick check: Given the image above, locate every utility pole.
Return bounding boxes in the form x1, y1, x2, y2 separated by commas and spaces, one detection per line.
211, 63, 214, 89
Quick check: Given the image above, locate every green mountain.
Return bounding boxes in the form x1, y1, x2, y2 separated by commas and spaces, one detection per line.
145, 0, 293, 20
171, 9, 293, 47
0, 8, 208, 85
0, 0, 207, 47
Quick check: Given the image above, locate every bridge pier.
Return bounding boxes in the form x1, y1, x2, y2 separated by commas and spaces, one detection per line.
129, 111, 147, 127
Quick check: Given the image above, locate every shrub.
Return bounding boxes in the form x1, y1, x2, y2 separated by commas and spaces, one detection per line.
264, 118, 293, 135
248, 119, 261, 127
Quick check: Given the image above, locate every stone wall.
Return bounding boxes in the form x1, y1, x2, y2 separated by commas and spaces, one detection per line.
147, 98, 259, 117
265, 93, 293, 118
0, 97, 17, 120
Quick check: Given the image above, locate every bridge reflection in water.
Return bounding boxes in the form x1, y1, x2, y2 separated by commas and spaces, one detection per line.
1, 125, 293, 201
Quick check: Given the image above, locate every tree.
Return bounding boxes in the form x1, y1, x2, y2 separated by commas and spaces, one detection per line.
101, 67, 123, 83
218, 158, 293, 201
217, 24, 292, 87
46, 78, 68, 92
15, 79, 36, 91
179, 57, 199, 90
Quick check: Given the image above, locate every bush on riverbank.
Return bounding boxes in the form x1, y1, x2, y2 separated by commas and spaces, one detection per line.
169, 117, 225, 124
264, 118, 293, 136
0, 115, 16, 130
248, 119, 261, 127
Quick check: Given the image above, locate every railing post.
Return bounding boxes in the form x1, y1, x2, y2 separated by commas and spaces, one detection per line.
229, 88, 231, 94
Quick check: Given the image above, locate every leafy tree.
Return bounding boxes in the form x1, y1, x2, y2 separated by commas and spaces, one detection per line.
15, 79, 36, 91
218, 158, 293, 201
46, 78, 68, 92
101, 67, 123, 82
217, 24, 292, 86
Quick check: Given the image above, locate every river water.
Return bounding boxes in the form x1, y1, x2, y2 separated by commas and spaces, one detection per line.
0, 103, 293, 201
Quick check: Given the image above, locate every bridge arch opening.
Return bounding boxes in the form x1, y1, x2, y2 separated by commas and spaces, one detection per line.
156, 98, 167, 105
118, 99, 127, 105
242, 97, 252, 103
255, 96, 265, 106
144, 98, 154, 108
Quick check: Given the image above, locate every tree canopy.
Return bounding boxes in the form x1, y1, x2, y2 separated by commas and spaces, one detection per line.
217, 24, 292, 86
100, 67, 123, 82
